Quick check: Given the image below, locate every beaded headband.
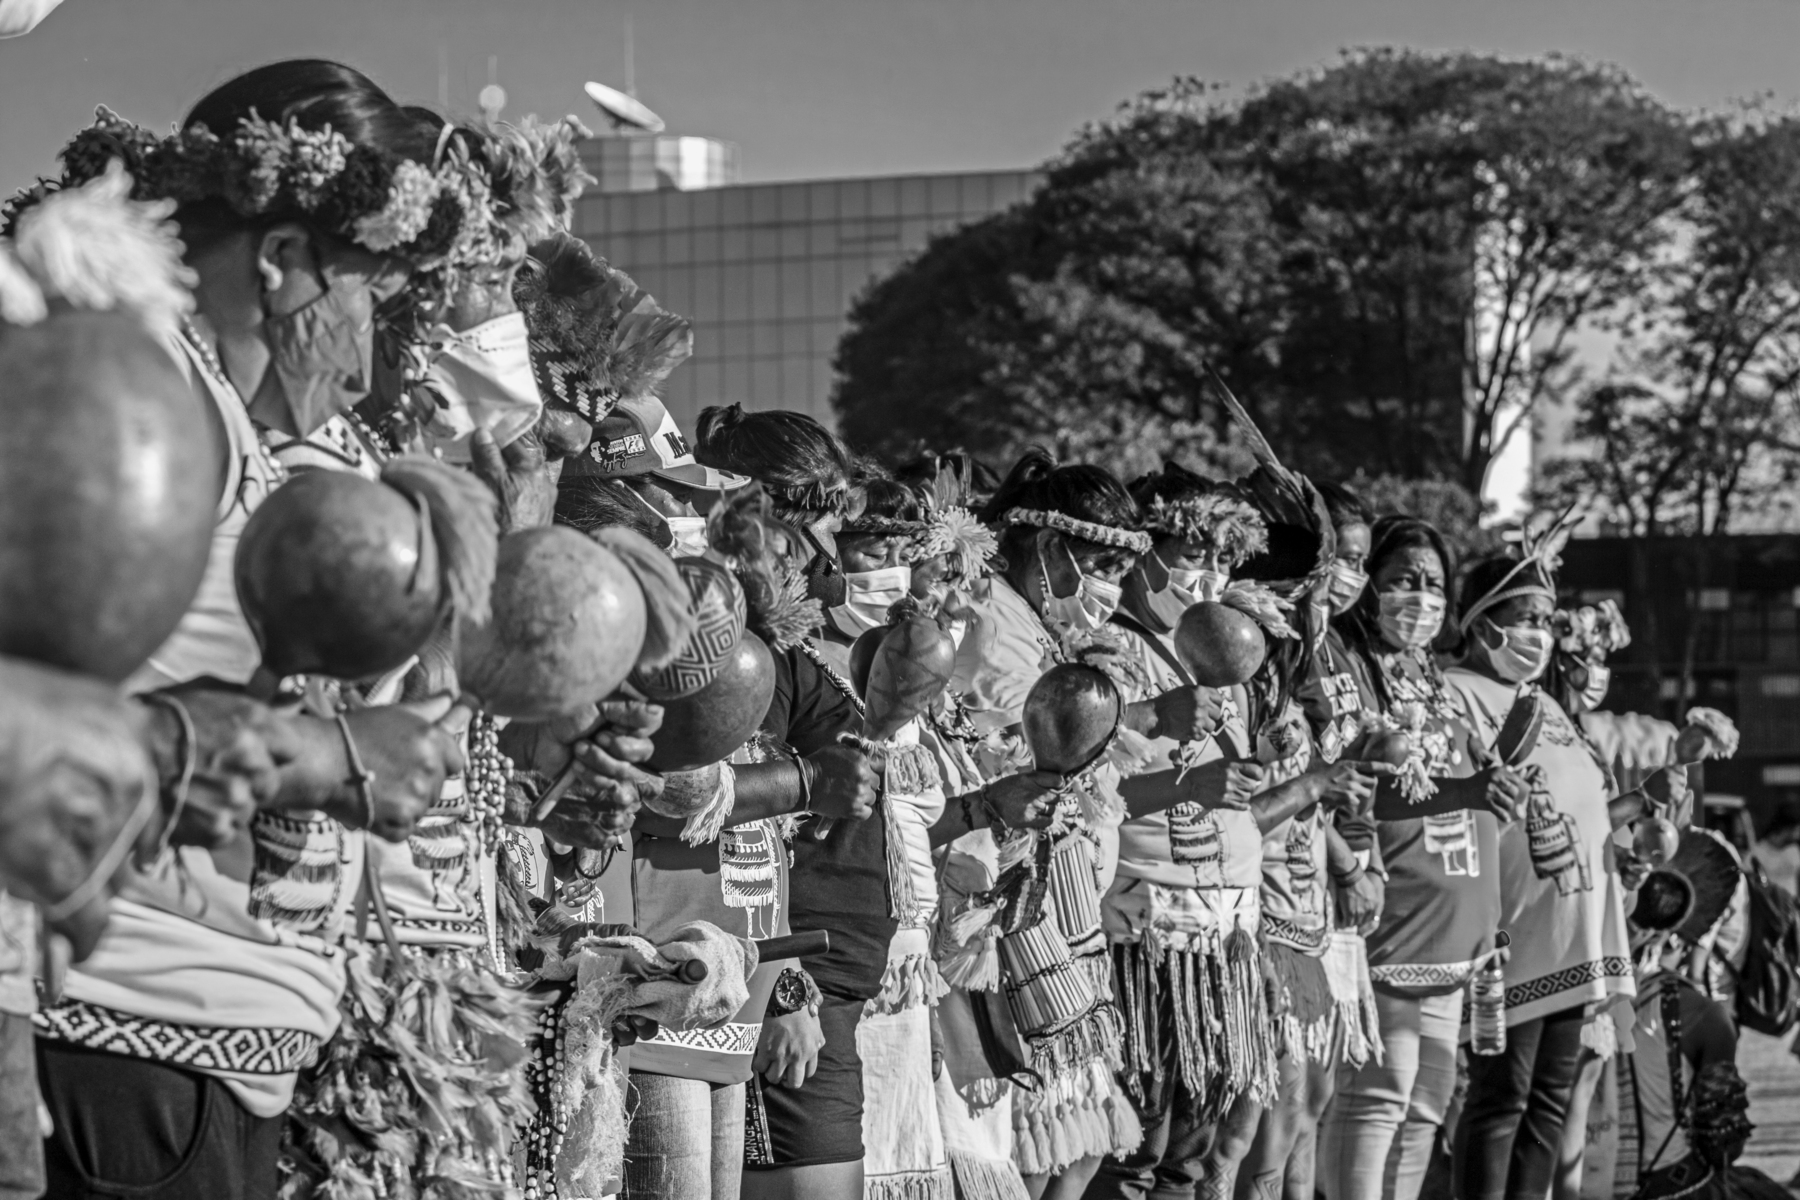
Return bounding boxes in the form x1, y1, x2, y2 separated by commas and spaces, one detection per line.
1003, 508, 1152, 554
838, 513, 931, 537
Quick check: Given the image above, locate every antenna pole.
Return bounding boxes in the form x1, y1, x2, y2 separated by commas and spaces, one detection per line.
624, 13, 635, 97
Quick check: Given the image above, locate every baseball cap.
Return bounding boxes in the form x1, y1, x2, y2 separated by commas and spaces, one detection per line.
569, 392, 750, 490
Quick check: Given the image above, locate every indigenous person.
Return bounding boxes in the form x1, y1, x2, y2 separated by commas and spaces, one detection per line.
1087, 463, 1276, 1200
696, 406, 890, 1200
1446, 541, 1637, 1200
1316, 517, 1527, 1200
817, 471, 930, 668
15, 61, 470, 1199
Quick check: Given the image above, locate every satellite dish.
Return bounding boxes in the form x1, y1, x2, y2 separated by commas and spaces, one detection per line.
584, 81, 665, 134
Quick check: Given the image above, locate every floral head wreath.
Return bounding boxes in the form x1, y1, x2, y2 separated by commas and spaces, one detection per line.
1003, 508, 1153, 555
1459, 506, 1580, 632
1146, 492, 1269, 567
4, 106, 592, 308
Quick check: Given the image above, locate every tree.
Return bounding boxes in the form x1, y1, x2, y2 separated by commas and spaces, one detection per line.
833, 51, 1689, 496
1537, 111, 1800, 537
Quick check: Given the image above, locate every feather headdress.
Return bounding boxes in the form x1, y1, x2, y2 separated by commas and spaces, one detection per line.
1459, 505, 1580, 631
706, 487, 822, 652
1205, 368, 1335, 593
514, 232, 693, 425
0, 160, 193, 338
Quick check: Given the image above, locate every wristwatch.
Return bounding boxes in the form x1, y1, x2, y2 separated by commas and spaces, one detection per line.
767, 967, 819, 1018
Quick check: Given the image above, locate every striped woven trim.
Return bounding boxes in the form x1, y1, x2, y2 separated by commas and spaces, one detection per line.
34, 998, 321, 1075
1003, 508, 1152, 554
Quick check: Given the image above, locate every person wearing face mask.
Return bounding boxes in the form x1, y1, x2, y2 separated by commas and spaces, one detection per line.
1445, 552, 1637, 1200
13, 64, 489, 1200
1317, 518, 1530, 1200
815, 473, 929, 671
1088, 463, 1285, 1200
946, 449, 1159, 1199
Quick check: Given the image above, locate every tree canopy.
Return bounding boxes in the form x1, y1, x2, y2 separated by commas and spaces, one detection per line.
834, 49, 1695, 503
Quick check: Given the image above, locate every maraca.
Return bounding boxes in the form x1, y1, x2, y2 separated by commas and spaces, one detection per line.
1022, 663, 1123, 776
1173, 602, 1268, 688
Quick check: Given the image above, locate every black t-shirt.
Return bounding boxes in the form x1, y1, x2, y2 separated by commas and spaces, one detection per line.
766, 645, 897, 1001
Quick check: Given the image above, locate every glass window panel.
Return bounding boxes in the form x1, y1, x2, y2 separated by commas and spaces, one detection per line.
899, 176, 928, 215
720, 323, 753, 359
780, 262, 809, 319
695, 361, 725, 407
989, 173, 1026, 208
607, 194, 635, 233
631, 192, 663, 230
930, 175, 961, 215
780, 356, 813, 404
839, 256, 877, 308
752, 263, 781, 317
811, 318, 841, 354
809, 260, 837, 314
721, 187, 751, 226
691, 268, 721, 325
808, 182, 840, 222
721, 228, 749, 263
660, 266, 693, 317
752, 360, 783, 406
750, 186, 780, 225
869, 178, 899, 218
782, 320, 811, 356
634, 233, 664, 268
662, 191, 693, 228
839, 179, 869, 220
664, 229, 693, 267
779, 184, 809, 223
721, 268, 751, 321
576, 196, 609, 236
692, 189, 721, 227
900, 217, 932, 249
694, 228, 722, 265
813, 361, 837, 416
808, 223, 839, 256
960, 174, 992, 214
751, 228, 780, 261
780, 225, 808, 258
752, 319, 782, 357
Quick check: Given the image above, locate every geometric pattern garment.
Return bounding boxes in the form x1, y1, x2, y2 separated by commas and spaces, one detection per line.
33, 997, 323, 1074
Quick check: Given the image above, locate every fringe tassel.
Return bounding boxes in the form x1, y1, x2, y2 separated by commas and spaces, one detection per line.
279, 945, 542, 1200
866, 1167, 956, 1200
884, 792, 923, 925
679, 762, 737, 845
1010, 1052, 1142, 1178
939, 897, 1002, 992
947, 1150, 1030, 1200
868, 952, 950, 1016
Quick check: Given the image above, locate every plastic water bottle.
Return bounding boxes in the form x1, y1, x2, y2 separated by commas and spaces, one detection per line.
1469, 930, 1509, 1057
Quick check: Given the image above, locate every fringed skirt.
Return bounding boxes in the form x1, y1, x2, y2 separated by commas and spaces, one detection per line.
280, 943, 542, 1200
860, 928, 955, 1200
1114, 924, 1279, 1123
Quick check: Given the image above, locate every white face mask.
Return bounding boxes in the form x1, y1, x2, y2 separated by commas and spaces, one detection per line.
1574, 662, 1611, 712
421, 312, 545, 463
1483, 622, 1554, 684
1040, 544, 1122, 634
1378, 590, 1445, 650
1327, 560, 1369, 615
1142, 552, 1227, 627
664, 515, 710, 559
831, 565, 912, 636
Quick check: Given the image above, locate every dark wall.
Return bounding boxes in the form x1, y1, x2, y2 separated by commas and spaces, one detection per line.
1561, 534, 1800, 829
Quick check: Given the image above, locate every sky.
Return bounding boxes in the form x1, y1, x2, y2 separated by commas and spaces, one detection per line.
2, 0, 1798, 197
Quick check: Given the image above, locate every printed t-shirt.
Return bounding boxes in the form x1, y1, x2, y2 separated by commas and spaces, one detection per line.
1448, 669, 1634, 1026
1359, 648, 1503, 997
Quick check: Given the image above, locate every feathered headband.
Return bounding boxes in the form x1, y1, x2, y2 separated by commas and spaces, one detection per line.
1003, 508, 1153, 554
0, 160, 193, 338
1146, 492, 1269, 566
909, 505, 1000, 582
1459, 506, 1578, 632
5, 107, 592, 301
513, 232, 692, 424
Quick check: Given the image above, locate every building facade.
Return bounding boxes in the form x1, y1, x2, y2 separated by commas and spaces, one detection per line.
569, 164, 1041, 428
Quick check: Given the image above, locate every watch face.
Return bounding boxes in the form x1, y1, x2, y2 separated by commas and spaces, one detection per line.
774, 971, 806, 1013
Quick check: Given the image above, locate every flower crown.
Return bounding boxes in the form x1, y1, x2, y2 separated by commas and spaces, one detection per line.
5, 107, 592, 301
1552, 600, 1631, 661
1146, 492, 1269, 566
1002, 508, 1152, 554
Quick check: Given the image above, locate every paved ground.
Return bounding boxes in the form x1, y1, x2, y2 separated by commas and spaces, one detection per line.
1739, 1028, 1800, 1183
